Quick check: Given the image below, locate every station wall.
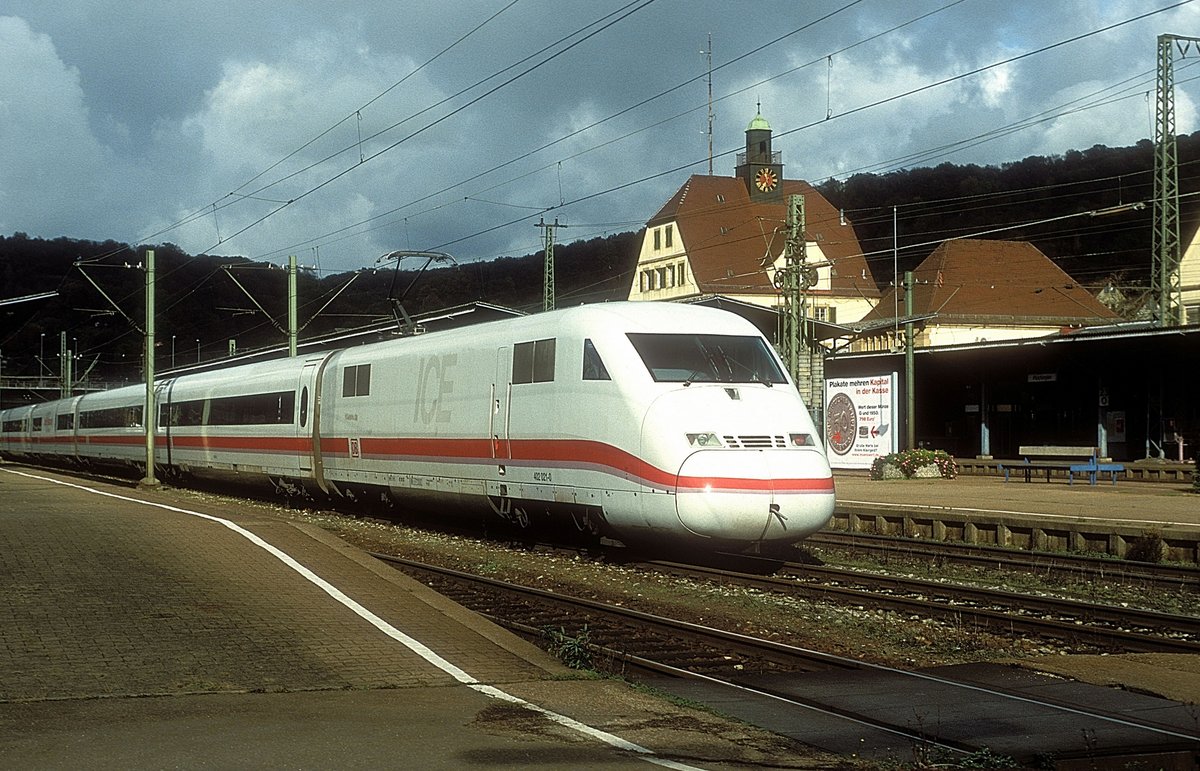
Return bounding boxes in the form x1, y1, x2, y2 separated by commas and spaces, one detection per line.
825, 327, 1199, 462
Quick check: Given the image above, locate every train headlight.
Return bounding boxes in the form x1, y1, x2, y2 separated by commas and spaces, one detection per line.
789, 433, 814, 447
686, 432, 722, 447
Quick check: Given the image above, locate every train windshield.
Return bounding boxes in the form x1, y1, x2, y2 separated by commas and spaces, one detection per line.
627, 333, 787, 385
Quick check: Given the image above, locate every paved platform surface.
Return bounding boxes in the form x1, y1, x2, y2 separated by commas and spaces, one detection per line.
3, 462, 1196, 768
0, 465, 829, 770
832, 470, 1200, 531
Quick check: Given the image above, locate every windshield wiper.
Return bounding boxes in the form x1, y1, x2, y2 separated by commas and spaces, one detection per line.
715, 345, 772, 387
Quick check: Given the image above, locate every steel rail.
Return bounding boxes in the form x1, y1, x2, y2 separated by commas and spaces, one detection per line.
371, 552, 865, 675
647, 559, 1200, 654
370, 551, 1200, 756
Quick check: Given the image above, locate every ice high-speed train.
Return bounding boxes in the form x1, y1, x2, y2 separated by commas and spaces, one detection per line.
0, 302, 835, 548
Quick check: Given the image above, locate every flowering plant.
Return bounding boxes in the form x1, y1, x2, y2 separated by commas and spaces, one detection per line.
869, 448, 958, 480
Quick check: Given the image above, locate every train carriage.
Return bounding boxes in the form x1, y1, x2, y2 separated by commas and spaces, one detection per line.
73, 384, 148, 466
29, 395, 83, 462
155, 356, 323, 489
1, 403, 35, 460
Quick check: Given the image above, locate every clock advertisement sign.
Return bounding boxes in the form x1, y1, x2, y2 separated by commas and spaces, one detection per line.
823, 373, 898, 469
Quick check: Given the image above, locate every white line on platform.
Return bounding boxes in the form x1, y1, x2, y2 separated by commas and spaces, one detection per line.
2, 468, 701, 771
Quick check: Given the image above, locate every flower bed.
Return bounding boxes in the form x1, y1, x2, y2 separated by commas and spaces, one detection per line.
869, 448, 958, 480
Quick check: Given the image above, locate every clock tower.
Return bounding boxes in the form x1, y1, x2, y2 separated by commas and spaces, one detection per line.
734, 106, 783, 201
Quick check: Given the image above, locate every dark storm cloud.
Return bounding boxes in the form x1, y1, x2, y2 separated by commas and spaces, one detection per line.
2, 1, 1198, 273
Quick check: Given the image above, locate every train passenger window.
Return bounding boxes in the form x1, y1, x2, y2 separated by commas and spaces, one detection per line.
79, 405, 143, 429
513, 339, 555, 384
626, 333, 787, 385
299, 387, 309, 427
342, 364, 371, 397
582, 339, 610, 381
56, 413, 75, 431
206, 391, 296, 425
168, 399, 206, 427
3, 419, 24, 433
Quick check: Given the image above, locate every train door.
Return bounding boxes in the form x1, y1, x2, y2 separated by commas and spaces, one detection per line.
297, 362, 319, 473
155, 379, 174, 468
492, 346, 511, 461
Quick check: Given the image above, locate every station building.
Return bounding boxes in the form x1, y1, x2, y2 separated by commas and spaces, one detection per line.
626, 109, 879, 329
626, 110, 1198, 464
850, 239, 1118, 351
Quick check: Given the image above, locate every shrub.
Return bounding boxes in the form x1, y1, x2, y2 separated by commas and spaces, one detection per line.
543, 625, 593, 669
869, 449, 958, 480
1126, 530, 1166, 564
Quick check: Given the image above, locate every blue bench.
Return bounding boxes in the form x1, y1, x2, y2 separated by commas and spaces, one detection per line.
999, 445, 1124, 486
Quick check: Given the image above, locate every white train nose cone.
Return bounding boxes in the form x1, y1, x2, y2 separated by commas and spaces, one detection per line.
675, 450, 835, 543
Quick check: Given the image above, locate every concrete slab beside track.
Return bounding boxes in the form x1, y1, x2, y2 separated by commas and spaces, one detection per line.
0, 465, 830, 770
831, 470, 1200, 562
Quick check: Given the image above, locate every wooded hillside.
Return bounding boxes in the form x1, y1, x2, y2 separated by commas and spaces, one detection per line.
0, 231, 639, 382
5, 130, 1199, 382
818, 131, 1200, 294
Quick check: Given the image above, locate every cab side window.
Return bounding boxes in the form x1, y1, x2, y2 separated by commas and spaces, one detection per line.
582, 339, 610, 381
513, 339, 555, 384
342, 364, 371, 397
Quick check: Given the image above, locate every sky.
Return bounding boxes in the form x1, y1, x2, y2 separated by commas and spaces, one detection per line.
3, 0, 1200, 276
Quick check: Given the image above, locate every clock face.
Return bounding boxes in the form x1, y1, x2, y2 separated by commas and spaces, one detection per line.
826, 392, 857, 455
754, 167, 778, 192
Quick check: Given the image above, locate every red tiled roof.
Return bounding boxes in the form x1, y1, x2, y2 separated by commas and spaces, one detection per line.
651, 175, 878, 297
859, 239, 1118, 323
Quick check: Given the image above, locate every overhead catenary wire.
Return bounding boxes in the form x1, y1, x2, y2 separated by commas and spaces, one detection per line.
9, 3, 1196, 365
20, 2, 662, 358
254, 0, 958, 263
133, 0, 525, 251
379, 0, 1197, 262
195, 0, 661, 258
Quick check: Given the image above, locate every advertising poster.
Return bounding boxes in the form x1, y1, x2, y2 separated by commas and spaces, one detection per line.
823, 373, 898, 469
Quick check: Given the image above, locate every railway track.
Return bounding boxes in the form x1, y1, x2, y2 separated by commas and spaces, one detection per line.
371, 552, 864, 679
372, 552, 1200, 765
804, 531, 1200, 590
649, 556, 1200, 654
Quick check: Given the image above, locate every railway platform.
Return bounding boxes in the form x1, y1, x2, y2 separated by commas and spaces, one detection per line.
3, 462, 1197, 768
0, 465, 825, 770
831, 469, 1200, 563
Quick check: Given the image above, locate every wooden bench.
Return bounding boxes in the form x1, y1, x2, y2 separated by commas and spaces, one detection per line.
998, 446, 1125, 486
